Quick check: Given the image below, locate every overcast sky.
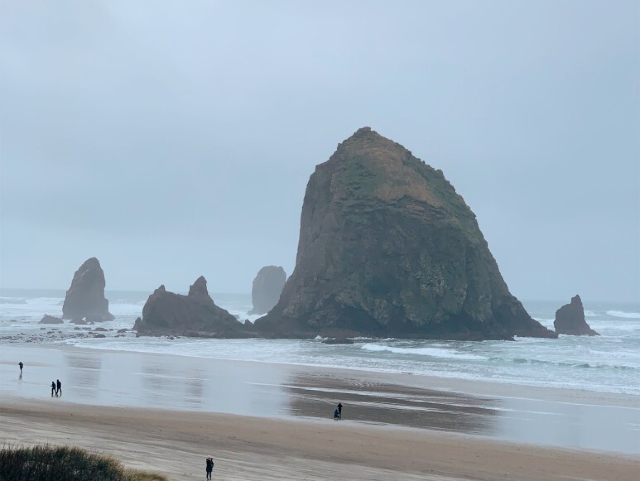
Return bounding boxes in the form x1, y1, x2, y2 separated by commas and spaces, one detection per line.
1, 0, 638, 302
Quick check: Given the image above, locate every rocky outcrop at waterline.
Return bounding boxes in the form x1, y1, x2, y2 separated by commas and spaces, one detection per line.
249, 266, 287, 315
255, 127, 556, 341
62, 257, 114, 322
554, 295, 599, 336
40, 314, 63, 324
133, 276, 248, 337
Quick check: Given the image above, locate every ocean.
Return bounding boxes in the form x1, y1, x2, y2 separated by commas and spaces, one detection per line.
1, 288, 639, 397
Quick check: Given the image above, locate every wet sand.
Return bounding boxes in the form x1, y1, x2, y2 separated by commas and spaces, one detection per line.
1, 344, 639, 479
1, 396, 638, 481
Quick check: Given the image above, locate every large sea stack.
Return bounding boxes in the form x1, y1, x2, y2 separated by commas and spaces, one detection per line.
133, 276, 247, 337
62, 257, 114, 322
249, 266, 287, 315
256, 127, 556, 340
554, 295, 599, 336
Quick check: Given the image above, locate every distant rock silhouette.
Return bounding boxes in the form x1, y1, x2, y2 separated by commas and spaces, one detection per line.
554, 295, 599, 336
256, 127, 556, 340
249, 266, 287, 315
62, 258, 114, 322
134, 276, 248, 337
40, 314, 63, 324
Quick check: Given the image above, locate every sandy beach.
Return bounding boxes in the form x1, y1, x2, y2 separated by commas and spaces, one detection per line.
1, 344, 639, 480
2, 396, 638, 481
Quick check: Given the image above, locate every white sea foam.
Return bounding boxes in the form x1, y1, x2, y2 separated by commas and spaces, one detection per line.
606, 310, 640, 319
360, 343, 486, 360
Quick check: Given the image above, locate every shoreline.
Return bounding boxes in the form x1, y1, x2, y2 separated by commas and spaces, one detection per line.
20, 341, 640, 407
1, 397, 638, 481
1, 343, 639, 456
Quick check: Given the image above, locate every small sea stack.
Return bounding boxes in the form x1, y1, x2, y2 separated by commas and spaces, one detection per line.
554, 295, 599, 336
39, 314, 63, 324
249, 266, 287, 315
133, 276, 248, 337
62, 257, 114, 322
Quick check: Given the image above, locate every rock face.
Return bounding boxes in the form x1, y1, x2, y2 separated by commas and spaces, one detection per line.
133, 276, 247, 337
62, 258, 114, 322
249, 266, 287, 315
256, 127, 556, 340
554, 295, 599, 336
40, 314, 63, 324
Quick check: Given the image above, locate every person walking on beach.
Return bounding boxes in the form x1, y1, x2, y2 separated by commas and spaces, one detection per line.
56, 379, 62, 396
51, 381, 56, 397
338, 402, 343, 417
18, 362, 23, 374
205, 456, 214, 480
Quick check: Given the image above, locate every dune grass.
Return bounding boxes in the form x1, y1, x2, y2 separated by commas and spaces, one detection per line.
0, 445, 169, 481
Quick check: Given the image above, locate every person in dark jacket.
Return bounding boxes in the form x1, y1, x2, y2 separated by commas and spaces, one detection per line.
56, 379, 62, 396
51, 381, 56, 397
338, 402, 343, 417
19, 361, 23, 374
205, 456, 214, 480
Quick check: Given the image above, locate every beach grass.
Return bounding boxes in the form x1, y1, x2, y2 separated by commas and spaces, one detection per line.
0, 445, 169, 481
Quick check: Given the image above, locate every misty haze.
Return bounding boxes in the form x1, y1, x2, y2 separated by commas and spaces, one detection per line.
1, 1, 638, 480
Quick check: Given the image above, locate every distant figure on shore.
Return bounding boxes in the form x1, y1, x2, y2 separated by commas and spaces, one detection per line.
338, 402, 342, 417
205, 456, 214, 480
51, 381, 56, 397
56, 379, 62, 396
333, 408, 340, 420
19, 362, 23, 374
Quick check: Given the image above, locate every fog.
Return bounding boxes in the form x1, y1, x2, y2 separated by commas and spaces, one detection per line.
1, 0, 638, 302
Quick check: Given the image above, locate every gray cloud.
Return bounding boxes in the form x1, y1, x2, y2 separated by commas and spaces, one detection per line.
1, 0, 638, 301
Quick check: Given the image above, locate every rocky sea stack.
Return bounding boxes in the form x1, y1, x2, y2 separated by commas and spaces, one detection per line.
256, 127, 556, 340
249, 266, 287, 315
133, 276, 247, 337
62, 257, 114, 322
554, 295, 599, 336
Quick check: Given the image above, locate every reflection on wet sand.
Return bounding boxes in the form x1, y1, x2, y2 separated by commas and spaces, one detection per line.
287, 373, 496, 435
66, 354, 102, 399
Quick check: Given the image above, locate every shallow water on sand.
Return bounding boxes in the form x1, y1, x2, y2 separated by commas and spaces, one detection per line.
1, 344, 638, 454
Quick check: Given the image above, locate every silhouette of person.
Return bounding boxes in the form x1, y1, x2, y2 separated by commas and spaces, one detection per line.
334, 408, 340, 420
206, 456, 214, 480
338, 402, 342, 417
51, 381, 56, 397
56, 379, 62, 396
18, 362, 23, 374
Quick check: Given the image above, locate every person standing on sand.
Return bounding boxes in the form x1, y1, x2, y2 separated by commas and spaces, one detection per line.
56, 379, 62, 396
18, 362, 23, 374
338, 402, 342, 417
51, 381, 56, 397
205, 456, 214, 480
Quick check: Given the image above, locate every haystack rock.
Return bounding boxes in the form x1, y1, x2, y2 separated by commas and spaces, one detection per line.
133, 276, 247, 337
62, 257, 114, 322
554, 295, 599, 336
249, 266, 287, 315
40, 314, 63, 324
255, 127, 556, 340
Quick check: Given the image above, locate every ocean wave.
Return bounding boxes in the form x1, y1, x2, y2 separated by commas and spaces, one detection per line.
584, 310, 597, 317
606, 310, 640, 319
360, 343, 485, 360
495, 357, 638, 371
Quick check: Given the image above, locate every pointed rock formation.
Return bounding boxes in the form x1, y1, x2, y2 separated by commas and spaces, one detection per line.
133, 276, 247, 337
255, 127, 556, 340
249, 266, 287, 315
554, 295, 599, 336
62, 257, 114, 322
